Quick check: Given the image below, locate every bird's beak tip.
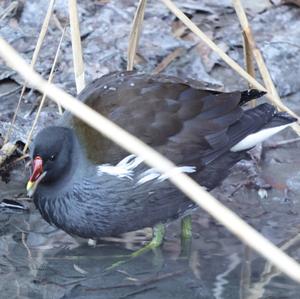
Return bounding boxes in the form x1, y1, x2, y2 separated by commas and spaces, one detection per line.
26, 171, 47, 197
26, 180, 34, 191
26, 180, 35, 197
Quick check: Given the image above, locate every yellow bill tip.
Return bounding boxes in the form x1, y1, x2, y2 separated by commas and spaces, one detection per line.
26, 180, 34, 192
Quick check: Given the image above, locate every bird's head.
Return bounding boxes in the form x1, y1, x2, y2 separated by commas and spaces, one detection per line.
27, 126, 74, 196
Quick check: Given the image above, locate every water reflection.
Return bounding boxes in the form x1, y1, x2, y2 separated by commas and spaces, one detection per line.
1, 205, 300, 299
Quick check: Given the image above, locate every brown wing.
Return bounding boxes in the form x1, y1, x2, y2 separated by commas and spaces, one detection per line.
61, 71, 243, 166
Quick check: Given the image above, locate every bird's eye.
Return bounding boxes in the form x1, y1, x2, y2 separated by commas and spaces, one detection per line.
49, 155, 56, 161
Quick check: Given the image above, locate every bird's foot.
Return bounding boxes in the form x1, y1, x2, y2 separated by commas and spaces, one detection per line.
105, 223, 165, 271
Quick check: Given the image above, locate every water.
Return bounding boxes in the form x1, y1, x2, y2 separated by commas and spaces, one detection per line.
1, 177, 300, 298
1, 128, 300, 299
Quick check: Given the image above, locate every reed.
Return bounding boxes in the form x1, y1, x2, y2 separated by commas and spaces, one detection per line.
68, 0, 85, 93
232, 0, 300, 133
127, 0, 147, 71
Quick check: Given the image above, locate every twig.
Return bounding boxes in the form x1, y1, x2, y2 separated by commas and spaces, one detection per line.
68, 0, 86, 93
86, 270, 186, 291
1, 38, 300, 283
23, 28, 66, 154
152, 48, 184, 74
119, 287, 156, 299
232, 0, 300, 135
13, 154, 29, 163
4, 0, 56, 144
127, 0, 147, 71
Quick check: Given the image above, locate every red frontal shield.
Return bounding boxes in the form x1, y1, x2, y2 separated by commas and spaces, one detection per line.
29, 156, 43, 182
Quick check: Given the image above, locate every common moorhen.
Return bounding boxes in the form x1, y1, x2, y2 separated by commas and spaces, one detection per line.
27, 71, 296, 242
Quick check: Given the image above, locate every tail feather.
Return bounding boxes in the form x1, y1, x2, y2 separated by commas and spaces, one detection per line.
229, 104, 296, 152
240, 89, 266, 105
263, 112, 297, 129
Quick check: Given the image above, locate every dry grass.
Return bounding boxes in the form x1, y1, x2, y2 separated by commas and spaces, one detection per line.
127, 0, 147, 71
1, 37, 300, 283
4, 0, 55, 144
22, 28, 66, 154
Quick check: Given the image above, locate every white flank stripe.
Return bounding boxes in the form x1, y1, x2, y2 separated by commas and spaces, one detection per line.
116, 154, 143, 170
97, 154, 143, 179
97, 164, 134, 179
137, 170, 161, 185
230, 124, 291, 152
137, 166, 197, 185
98, 154, 197, 183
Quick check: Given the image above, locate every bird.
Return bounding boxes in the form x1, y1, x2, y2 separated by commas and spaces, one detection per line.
26, 71, 296, 249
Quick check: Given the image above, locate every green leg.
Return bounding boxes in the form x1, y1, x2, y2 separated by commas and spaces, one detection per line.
106, 223, 165, 271
131, 223, 165, 257
180, 215, 192, 257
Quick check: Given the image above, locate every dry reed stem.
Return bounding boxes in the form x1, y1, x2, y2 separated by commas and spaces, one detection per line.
153, 48, 184, 74
242, 32, 256, 107
68, 0, 85, 93
23, 28, 66, 154
52, 13, 65, 33
127, 0, 147, 71
232, 0, 300, 135
4, 0, 56, 144
1, 38, 300, 283
161, 0, 267, 92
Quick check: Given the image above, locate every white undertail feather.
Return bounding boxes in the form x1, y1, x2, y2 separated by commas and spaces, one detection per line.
230, 123, 291, 152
